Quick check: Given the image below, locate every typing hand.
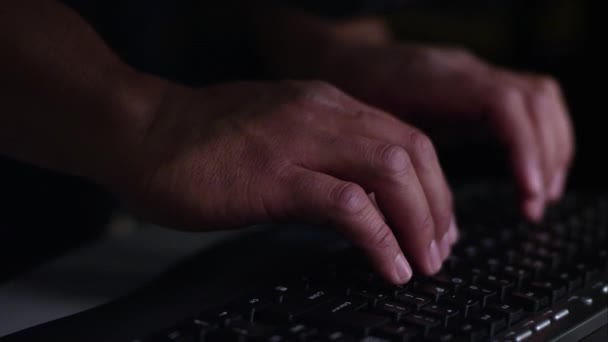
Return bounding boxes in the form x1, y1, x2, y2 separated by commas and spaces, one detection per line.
114, 80, 457, 284
318, 43, 575, 222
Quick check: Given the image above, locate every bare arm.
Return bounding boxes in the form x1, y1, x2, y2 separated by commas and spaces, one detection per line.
0, 0, 165, 186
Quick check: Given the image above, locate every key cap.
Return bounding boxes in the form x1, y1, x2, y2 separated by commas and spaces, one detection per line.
225, 320, 276, 339
573, 262, 601, 285
235, 297, 271, 323
486, 303, 524, 326
510, 289, 549, 312
347, 289, 389, 307
469, 311, 507, 336
421, 303, 459, 327
439, 293, 480, 317
466, 285, 497, 307
479, 274, 515, 300
198, 309, 243, 327
256, 289, 335, 323
431, 273, 468, 292
501, 265, 531, 289
549, 271, 582, 294
373, 301, 412, 321
280, 323, 318, 340
395, 292, 432, 311
446, 318, 487, 342
402, 313, 441, 336
373, 324, 420, 341
426, 329, 454, 342
528, 280, 567, 303
414, 282, 451, 302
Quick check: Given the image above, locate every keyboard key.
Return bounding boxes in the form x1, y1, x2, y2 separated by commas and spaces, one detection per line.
395, 292, 432, 311
501, 265, 531, 289
421, 304, 459, 327
486, 303, 524, 326
373, 301, 412, 321
426, 329, 455, 341
256, 289, 335, 323
402, 313, 441, 336
430, 273, 468, 292
528, 280, 567, 303
439, 293, 480, 317
414, 282, 451, 302
510, 289, 549, 312
198, 309, 243, 327
347, 289, 389, 307
479, 274, 515, 300
446, 318, 487, 342
469, 311, 507, 336
372, 324, 420, 341
466, 285, 497, 307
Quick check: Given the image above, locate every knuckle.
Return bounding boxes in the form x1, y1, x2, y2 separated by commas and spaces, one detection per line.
409, 130, 436, 164
489, 84, 524, 109
535, 75, 560, 94
330, 182, 367, 215
375, 144, 411, 174
292, 80, 340, 103
435, 207, 453, 234
419, 212, 435, 236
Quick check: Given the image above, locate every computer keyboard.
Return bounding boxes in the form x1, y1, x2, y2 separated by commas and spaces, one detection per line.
136, 186, 608, 342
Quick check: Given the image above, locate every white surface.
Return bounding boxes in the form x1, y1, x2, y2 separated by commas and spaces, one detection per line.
0, 216, 244, 337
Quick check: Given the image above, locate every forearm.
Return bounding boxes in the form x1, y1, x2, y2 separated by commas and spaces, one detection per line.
249, 7, 391, 78
0, 0, 165, 185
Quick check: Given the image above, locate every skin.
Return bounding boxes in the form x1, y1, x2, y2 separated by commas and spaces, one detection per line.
0, 1, 574, 285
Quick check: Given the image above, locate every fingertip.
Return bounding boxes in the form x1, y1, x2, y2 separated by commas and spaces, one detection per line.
526, 163, 544, 199
447, 217, 459, 245
524, 198, 544, 223
548, 169, 565, 202
439, 232, 451, 261
426, 240, 443, 275
393, 253, 412, 284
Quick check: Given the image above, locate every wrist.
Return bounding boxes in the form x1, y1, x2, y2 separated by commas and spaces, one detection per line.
83, 67, 171, 191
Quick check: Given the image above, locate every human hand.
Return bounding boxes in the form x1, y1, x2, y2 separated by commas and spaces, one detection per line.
112, 80, 458, 284
319, 43, 575, 221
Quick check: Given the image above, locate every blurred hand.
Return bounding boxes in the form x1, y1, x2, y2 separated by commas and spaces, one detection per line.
115, 80, 459, 284
320, 43, 575, 221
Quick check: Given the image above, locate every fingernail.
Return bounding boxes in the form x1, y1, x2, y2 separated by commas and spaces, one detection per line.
394, 253, 412, 283
525, 198, 544, 223
428, 240, 442, 273
527, 164, 544, 197
439, 233, 451, 261
447, 218, 459, 244
548, 170, 565, 201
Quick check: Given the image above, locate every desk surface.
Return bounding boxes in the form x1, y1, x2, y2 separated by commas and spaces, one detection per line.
0, 216, 243, 338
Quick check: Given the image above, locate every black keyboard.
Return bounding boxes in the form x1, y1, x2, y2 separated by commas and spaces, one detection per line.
137, 186, 608, 342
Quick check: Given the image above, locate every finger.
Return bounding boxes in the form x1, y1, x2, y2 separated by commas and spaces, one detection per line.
284, 167, 412, 284
482, 81, 545, 221
520, 74, 575, 201
313, 98, 456, 260
304, 134, 443, 275
500, 72, 573, 203
350, 113, 455, 260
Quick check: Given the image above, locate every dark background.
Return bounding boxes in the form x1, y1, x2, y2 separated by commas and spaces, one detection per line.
1, 0, 604, 282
